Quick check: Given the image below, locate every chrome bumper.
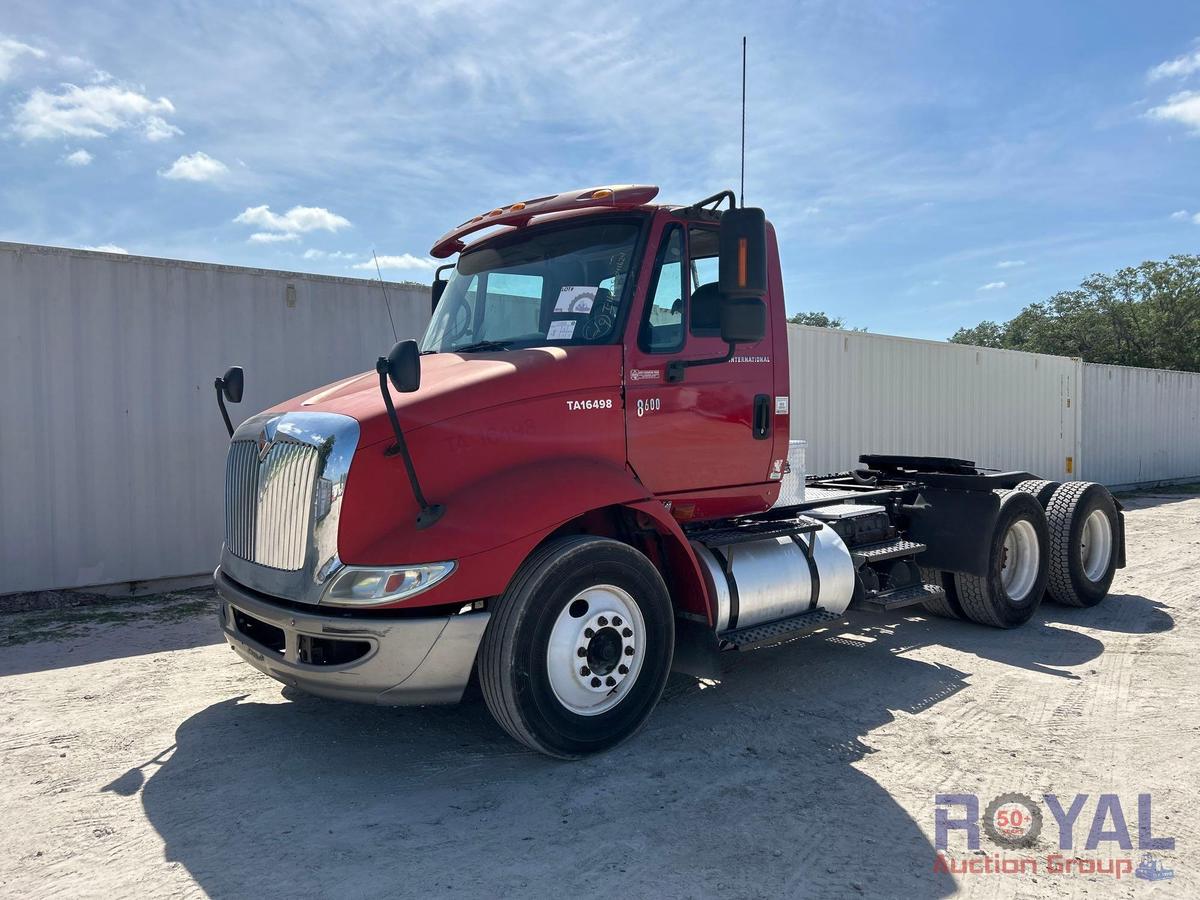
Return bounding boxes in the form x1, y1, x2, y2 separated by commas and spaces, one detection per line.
215, 567, 489, 705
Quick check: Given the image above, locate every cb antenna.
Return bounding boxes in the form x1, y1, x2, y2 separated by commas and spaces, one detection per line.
373, 249, 399, 341
740, 35, 747, 207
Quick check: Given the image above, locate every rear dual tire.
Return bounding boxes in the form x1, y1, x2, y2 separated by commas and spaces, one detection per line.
1044, 481, 1119, 607
953, 490, 1050, 629
479, 536, 674, 759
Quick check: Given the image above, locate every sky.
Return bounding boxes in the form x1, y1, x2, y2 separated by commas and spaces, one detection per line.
1, 0, 1198, 340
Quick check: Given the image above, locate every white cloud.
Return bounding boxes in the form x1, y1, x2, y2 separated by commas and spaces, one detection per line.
351, 253, 436, 271
303, 248, 358, 260
1170, 209, 1190, 220
248, 232, 300, 244
1147, 91, 1200, 132
14, 83, 180, 141
234, 205, 351, 243
995, 259, 1025, 269
977, 281, 1006, 291
0, 35, 46, 82
160, 151, 229, 182
1193, 213, 1200, 225
1148, 46, 1200, 82
63, 148, 93, 166
83, 244, 128, 254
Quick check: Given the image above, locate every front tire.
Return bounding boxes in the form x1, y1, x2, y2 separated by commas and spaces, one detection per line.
479, 535, 674, 759
954, 490, 1050, 628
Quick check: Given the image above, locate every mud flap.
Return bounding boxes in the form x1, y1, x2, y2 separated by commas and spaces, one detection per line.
671, 617, 723, 679
902, 487, 1001, 578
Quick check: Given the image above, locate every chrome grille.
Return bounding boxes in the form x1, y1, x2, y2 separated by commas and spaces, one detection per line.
224, 438, 320, 571
225, 441, 259, 561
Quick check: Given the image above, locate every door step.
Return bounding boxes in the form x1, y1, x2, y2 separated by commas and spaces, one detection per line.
686, 515, 822, 547
718, 608, 844, 651
851, 582, 945, 613
851, 538, 926, 565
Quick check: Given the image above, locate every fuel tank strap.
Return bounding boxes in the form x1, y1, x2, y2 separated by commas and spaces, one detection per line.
790, 533, 821, 611
710, 545, 741, 630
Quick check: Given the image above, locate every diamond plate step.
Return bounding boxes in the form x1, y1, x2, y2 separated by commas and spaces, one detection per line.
852, 538, 927, 564
851, 582, 945, 613
718, 608, 844, 650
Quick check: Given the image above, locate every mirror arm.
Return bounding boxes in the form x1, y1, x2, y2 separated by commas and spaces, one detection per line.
665, 341, 737, 384
374, 359, 445, 529
214, 377, 234, 437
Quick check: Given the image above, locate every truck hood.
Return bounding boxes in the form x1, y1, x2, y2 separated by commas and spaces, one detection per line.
263, 345, 623, 448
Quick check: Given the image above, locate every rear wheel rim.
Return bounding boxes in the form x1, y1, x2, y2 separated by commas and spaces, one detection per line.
1080, 509, 1113, 582
1000, 519, 1040, 602
546, 584, 646, 716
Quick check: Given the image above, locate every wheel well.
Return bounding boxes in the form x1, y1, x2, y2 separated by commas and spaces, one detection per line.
534, 504, 711, 621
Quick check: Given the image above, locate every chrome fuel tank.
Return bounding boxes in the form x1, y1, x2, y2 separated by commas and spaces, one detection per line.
691, 525, 856, 632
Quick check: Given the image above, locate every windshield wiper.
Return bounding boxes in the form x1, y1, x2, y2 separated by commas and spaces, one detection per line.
449, 339, 514, 353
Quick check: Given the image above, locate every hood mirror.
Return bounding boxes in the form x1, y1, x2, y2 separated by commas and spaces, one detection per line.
213, 365, 244, 437
219, 366, 244, 404
382, 340, 421, 393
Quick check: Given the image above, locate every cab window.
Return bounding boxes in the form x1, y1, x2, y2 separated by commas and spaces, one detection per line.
688, 226, 722, 337
640, 225, 685, 353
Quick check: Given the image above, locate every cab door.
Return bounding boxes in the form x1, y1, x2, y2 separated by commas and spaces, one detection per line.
624, 218, 776, 495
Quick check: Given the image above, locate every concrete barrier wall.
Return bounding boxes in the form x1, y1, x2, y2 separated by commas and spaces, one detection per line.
787, 325, 1079, 481
0, 242, 429, 595
1081, 363, 1200, 489
5, 247, 1197, 595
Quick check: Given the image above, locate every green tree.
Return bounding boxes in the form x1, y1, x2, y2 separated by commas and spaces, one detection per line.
788, 311, 866, 331
949, 255, 1200, 371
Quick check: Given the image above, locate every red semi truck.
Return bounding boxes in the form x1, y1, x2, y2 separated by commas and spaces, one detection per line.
212, 184, 1125, 758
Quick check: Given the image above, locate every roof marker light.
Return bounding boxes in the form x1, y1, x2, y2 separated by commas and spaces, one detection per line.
509, 202, 527, 211
590, 188, 614, 200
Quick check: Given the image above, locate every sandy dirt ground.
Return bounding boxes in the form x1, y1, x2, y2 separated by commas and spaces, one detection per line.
1, 491, 1197, 899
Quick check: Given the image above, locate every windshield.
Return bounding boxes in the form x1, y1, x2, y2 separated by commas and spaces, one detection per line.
420, 217, 643, 353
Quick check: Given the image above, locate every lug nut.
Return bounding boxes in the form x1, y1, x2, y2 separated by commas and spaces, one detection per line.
597, 616, 608, 626
580, 666, 590, 676
624, 646, 634, 656
590, 677, 601, 688
618, 664, 628, 675
613, 616, 622, 626
577, 647, 587, 657
605, 676, 616, 686
584, 628, 594, 638
622, 627, 632, 637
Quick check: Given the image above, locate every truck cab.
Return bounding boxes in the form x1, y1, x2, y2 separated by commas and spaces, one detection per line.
214, 185, 1124, 758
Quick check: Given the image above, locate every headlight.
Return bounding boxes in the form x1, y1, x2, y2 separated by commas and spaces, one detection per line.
321, 562, 455, 606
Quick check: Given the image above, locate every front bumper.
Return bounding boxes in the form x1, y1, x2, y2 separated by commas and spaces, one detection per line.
215, 567, 489, 705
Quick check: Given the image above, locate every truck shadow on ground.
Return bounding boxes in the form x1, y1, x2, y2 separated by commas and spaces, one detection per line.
104, 594, 1167, 900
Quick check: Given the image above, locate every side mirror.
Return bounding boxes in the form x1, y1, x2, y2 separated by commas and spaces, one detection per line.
219, 366, 244, 404
718, 207, 768, 299
382, 339, 421, 393
720, 297, 767, 344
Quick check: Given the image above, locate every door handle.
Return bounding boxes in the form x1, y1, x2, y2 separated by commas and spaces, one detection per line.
752, 394, 771, 441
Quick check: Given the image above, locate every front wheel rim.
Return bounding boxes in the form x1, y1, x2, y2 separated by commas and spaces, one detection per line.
1000, 519, 1040, 602
1080, 509, 1113, 582
546, 584, 646, 716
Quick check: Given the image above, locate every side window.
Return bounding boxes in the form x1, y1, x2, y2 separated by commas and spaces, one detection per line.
688, 226, 722, 336
640, 226, 685, 353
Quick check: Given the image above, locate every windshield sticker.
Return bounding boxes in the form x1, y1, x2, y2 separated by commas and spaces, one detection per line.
554, 286, 597, 313
547, 319, 577, 340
